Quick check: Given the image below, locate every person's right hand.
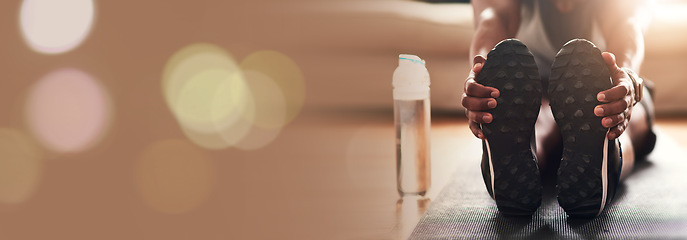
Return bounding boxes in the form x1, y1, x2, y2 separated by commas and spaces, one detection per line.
461, 55, 500, 139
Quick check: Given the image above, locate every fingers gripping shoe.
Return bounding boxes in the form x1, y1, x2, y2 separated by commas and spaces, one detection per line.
549, 39, 624, 218
477, 39, 543, 216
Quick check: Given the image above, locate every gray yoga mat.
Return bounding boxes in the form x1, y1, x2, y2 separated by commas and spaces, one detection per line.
411, 130, 687, 239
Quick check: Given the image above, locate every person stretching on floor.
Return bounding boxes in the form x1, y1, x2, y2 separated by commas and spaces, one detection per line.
462, 0, 656, 217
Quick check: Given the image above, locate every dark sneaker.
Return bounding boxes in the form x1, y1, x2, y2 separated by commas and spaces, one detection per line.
477, 39, 543, 216
548, 39, 623, 217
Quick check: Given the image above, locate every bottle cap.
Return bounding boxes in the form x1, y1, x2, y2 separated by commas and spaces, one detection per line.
393, 54, 430, 100
399, 54, 424, 65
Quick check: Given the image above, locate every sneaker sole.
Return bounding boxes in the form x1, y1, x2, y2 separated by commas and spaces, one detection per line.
549, 39, 612, 218
478, 39, 543, 216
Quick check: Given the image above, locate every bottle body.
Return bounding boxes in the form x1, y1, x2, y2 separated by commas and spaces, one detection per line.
393, 54, 431, 196
394, 98, 431, 196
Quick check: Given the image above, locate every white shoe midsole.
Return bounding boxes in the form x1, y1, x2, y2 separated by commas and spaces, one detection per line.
485, 139, 496, 199
598, 130, 610, 216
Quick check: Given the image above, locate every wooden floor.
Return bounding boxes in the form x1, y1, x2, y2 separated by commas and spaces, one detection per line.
283, 110, 687, 239
274, 110, 480, 239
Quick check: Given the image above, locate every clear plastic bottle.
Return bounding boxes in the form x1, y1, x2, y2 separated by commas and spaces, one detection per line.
393, 54, 431, 196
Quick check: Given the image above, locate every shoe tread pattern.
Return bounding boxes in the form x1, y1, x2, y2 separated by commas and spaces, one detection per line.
477, 39, 543, 215
549, 39, 612, 217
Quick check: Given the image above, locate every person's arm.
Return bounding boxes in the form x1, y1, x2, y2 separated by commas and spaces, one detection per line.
470, 0, 521, 61
598, 0, 648, 72
462, 0, 520, 139
594, 0, 650, 139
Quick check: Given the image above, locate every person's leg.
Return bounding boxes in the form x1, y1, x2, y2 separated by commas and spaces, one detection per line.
619, 86, 656, 179
535, 99, 563, 172
627, 86, 657, 159
618, 132, 634, 180
628, 104, 650, 151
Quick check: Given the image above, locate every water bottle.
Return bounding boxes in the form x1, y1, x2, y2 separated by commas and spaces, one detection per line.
393, 54, 431, 196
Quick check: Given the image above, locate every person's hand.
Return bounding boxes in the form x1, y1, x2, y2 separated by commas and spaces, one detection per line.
462, 55, 500, 139
595, 52, 636, 140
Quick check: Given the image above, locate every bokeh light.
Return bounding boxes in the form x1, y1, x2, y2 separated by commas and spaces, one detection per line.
19, 0, 95, 54
175, 69, 249, 134
233, 71, 286, 150
163, 44, 305, 150
241, 71, 286, 130
239, 50, 306, 125
163, 43, 253, 149
135, 139, 215, 214
0, 128, 43, 204
25, 68, 112, 153
215, 73, 255, 146
162, 43, 242, 120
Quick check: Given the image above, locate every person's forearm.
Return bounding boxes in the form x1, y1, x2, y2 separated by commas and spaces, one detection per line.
469, 3, 519, 64
470, 15, 511, 63
604, 20, 645, 73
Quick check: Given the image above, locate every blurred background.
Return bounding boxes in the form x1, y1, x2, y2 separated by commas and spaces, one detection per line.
0, 0, 685, 239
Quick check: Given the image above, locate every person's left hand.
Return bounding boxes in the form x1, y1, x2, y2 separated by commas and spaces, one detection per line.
594, 52, 637, 140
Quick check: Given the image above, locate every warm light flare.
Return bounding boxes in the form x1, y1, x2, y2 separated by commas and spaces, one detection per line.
163, 44, 305, 150
20, 0, 95, 54
25, 68, 112, 153
0, 128, 43, 205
